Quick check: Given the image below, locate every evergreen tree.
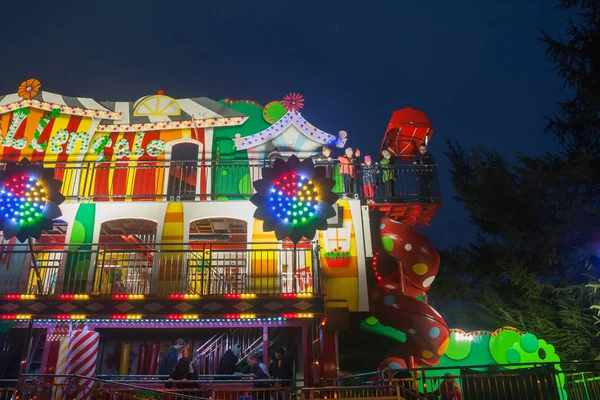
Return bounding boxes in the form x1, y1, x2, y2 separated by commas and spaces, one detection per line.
430, 0, 600, 361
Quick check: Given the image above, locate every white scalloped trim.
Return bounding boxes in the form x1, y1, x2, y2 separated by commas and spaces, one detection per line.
233, 111, 346, 150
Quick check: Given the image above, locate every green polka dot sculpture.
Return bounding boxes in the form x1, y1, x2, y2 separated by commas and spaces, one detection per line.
0, 159, 65, 242
429, 328, 567, 398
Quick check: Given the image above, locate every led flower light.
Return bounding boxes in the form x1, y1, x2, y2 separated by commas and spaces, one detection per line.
282, 93, 304, 112
251, 155, 338, 243
17, 78, 41, 100
0, 159, 64, 242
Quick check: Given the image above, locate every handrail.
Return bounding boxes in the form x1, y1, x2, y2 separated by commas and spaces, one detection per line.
0, 240, 322, 296
0, 241, 314, 247
339, 361, 593, 382
0, 158, 441, 166
300, 384, 428, 399
16, 365, 600, 400
0, 158, 443, 205
237, 335, 263, 365
23, 373, 206, 399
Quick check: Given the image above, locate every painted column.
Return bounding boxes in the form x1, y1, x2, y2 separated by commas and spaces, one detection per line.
318, 327, 338, 384
158, 202, 185, 294
40, 328, 58, 375
67, 330, 100, 400
204, 128, 213, 201
302, 322, 311, 387
263, 326, 269, 366
52, 335, 71, 399
63, 204, 96, 294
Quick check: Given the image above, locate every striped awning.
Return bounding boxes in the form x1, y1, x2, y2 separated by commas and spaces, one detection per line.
99, 96, 246, 125
0, 91, 248, 132
0, 91, 122, 120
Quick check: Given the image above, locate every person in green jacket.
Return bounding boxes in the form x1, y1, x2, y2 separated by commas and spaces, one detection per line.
380, 150, 395, 199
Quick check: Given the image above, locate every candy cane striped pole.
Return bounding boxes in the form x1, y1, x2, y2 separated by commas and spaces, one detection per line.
67, 330, 100, 400
52, 336, 70, 399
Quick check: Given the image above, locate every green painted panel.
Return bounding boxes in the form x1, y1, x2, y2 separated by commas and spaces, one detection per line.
64, 204, 96, 293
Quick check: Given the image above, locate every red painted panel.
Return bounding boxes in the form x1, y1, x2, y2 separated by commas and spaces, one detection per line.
318, 327, 338, 382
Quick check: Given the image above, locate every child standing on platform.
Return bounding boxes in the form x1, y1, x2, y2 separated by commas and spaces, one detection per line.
338, 147, 356, 198
380, 150, 395, 199
314, 145, 334, 178
361, 155, 377, 203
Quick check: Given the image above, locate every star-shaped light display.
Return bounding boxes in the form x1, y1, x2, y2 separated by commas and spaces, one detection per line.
251, 155, 338, 243
0, 159, 65, 242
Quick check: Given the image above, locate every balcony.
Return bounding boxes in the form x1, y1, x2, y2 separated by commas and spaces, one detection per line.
11, 159, 441, 204
0, 242, 320, 297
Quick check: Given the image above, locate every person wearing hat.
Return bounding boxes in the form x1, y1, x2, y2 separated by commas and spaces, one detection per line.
380, 150, 396, 199
217, 344, 242, 377
158, 338, 186, 377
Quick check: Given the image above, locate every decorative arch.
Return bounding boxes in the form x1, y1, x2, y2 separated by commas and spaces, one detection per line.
93, 217, 158, 296
187, 217, 249, 295
165, 140, 205, 201
188, 217, 248, 247
164, 138, 204, 160
98, 218, 158, 247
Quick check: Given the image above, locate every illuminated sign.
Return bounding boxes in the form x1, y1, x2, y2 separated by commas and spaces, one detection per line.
0, 108, 166, 161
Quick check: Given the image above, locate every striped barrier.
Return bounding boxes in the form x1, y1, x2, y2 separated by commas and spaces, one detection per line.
67, 330, 100, 400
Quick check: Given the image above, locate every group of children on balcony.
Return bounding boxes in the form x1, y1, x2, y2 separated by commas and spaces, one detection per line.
314, 143, 436, 203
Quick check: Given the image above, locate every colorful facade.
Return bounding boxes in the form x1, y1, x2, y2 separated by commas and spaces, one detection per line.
0, 81, 447, 386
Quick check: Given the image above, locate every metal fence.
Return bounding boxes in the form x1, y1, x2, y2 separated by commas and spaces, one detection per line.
342, 361, 600, 400
5, 159, 441, 203
355, 164, 441, 204
0, 381, 17, 400
17, 375, 420, 400
0, 242, 321, 296
13, 363, 600, 400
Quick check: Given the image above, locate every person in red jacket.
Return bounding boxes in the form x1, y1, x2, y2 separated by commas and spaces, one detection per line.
435, 374, 463, 400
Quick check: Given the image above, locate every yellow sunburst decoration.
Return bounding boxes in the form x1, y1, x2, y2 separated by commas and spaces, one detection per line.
133, 90, 181, 117
18, 78, 41, 100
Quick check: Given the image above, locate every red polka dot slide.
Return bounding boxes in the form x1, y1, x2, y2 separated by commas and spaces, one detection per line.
370, 217, 450, 369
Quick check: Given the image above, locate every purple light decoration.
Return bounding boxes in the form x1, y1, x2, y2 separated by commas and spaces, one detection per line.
12, 317, 303, 330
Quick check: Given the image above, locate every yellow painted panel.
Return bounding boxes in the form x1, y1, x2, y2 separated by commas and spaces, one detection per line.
250, 219, 279, 275
323, 277, 358, 311
159, 202, 184, 292
318, 200, 360, 307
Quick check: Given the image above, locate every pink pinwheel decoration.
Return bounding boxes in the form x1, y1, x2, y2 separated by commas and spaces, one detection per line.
282, 93, 305, 112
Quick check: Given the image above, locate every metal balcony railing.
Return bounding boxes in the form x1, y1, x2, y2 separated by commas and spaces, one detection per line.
341, 361, 600, 400
0, 242, 321, 296
0, 159, 441, 203
17, 360, 600, 399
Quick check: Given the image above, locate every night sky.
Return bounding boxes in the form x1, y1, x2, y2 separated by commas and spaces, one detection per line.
0, 1, 568, 249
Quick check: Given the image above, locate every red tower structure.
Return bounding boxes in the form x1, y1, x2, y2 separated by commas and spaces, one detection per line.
362, 107, 449, 372
372, 107, 441, 226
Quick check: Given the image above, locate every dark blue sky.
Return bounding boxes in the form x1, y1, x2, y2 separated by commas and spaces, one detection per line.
0, 1, 567, 249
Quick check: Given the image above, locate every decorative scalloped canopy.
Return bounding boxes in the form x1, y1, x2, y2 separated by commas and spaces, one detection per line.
233, 111, 347, 150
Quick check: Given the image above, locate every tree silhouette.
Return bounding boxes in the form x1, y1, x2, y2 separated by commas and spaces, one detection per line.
430, 0, 600, 361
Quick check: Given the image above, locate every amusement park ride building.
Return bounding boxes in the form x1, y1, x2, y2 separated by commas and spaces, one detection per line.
0, 84, 444, 383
